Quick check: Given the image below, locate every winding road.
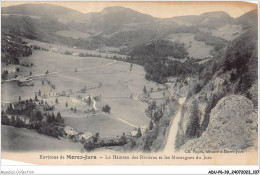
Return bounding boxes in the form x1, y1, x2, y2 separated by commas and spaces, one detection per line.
164, 97, 186, 153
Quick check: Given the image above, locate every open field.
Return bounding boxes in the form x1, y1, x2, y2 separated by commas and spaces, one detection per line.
24, 39, 127, 58
56, 28, 91, 39
165, 33, 213, 58
2, 48, 160, 138
1, 125, 83, 152
64, 113, 134, 138
211, 24, 243, 41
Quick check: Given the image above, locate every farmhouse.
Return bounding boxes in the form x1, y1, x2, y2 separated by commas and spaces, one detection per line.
72, 52, 79, 57
64, 126, 77, 136
140, 125, 147, 135
77, 132, 92, 141
130, 130, 138, 137
50, 48, 58, 52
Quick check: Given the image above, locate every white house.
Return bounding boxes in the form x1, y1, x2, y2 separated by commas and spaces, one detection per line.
140, 125, 147, 135
64, 126, 77, 136
72, 52, 79, 57
130, 130, 138, 137
78, 132, 92, 141
50, 48, 58, 52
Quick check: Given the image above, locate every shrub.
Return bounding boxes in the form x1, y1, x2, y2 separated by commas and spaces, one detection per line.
102, 105, 111, 113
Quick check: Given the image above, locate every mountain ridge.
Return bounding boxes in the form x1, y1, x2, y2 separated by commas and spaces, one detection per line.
1, 3, 257, 51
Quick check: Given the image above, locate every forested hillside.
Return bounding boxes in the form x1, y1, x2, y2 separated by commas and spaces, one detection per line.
124, 9, 258, 152
128, 40, 200, 83
175, 12, 258, 151
1, 34, 32, 64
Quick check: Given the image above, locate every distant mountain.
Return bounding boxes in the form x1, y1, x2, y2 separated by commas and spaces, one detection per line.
163, 11, 233, 28
95, 6, 156, 23
81, 6, 159, 34
1, 4, 160, 34
234, 9, 257, 28
2, 3, 81, 19
1, 3, 257, 50
200, 11, 231, 18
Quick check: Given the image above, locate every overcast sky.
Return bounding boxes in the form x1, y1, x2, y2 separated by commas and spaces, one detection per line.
1, 1, 257, 18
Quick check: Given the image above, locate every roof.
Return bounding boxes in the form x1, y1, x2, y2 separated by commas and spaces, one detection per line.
130, 130, 138, 136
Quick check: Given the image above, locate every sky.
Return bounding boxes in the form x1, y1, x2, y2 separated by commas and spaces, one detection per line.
1, 1, 258, 18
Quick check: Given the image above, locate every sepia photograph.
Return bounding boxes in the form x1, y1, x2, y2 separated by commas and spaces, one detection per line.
0, 0, 258, 168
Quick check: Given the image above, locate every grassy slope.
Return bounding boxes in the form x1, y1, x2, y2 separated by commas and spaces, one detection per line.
1, 125, 83, 152
165, 33, 213, 58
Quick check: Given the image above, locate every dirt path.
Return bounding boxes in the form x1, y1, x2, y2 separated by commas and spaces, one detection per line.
85, 95, 138, 128
110, 113, 138, 128
163, 97, 186, 153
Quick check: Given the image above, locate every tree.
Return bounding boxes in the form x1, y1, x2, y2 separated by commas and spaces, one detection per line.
36, 111, 43, 122
119, 133, 127, 145
185, 100, 201, 138
149, 120, 153, 130
93, 132, 100, 142
11, 116, 16, 125
56, 111, 63, 123
148, 101, 156, 111
51, 112, 55, 122
136, 128, 142, 138
84, 140, 98, 151
1, 114, 10, 125
35, 94, 38, 101
130, 63, 133, 71
143, 85, 147, 94
102, 105, 111, 113
2, 70, 8, 80
194, 83, 202, 94
14, 116, 23, 128
38, 90, 41, 96
46, 113, 52, 123
86, 96, 91, 105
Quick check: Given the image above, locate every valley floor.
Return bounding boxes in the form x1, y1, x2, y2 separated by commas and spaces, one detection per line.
2, 47, 165, 141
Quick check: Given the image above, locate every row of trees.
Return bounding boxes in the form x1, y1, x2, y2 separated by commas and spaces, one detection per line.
3, 94, 66, 138
84, 133, 128, 151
